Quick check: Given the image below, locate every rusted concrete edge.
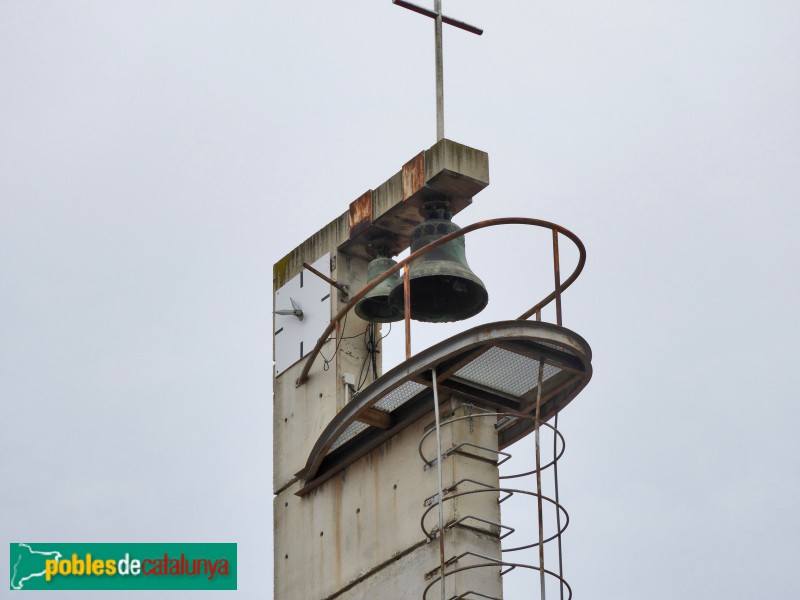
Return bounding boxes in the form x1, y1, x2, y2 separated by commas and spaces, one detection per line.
424, 138, 490, 191
336, 139, 490, 261
273, 140, 490, 289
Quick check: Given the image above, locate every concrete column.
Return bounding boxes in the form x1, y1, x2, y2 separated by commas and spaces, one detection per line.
273, 140, 494, 600
275, 399, 503, 600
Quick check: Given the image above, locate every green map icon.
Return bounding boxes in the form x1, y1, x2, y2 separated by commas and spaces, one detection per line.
9, 542, 237, 590
10, 544, 63, 590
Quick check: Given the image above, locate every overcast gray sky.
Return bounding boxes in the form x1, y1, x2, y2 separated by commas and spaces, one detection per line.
2, 1, 799, 598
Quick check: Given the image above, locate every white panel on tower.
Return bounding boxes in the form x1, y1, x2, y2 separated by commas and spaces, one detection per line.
273, 253, 332, 376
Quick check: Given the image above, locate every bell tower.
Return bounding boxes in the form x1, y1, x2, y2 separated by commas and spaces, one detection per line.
273, 4, 593, 599
273, 139, 592, 599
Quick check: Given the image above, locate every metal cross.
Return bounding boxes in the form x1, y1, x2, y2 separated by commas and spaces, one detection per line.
393, 0, 483, 141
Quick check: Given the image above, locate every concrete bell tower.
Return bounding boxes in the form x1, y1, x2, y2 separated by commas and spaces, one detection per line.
273, 5, 592, 599
272, 139, 592, 599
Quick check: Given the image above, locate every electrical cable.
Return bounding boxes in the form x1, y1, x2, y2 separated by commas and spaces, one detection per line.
318, 311, 354, 371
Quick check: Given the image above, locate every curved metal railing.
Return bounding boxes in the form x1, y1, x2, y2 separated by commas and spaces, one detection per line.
296, 217, 586, 385
418, 410, 572, 599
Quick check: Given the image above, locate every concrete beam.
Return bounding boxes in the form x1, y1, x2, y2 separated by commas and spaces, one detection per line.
339, 139, 489, 260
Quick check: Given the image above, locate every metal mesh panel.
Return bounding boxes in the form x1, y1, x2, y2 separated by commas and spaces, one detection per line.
372, 381, 427, 412
455, 347, 562, 397
330, 382, 426, 452
330, 421, 369, 452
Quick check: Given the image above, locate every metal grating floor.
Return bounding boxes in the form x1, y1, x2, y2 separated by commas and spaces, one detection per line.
330, 420, 369, 452
454, 346, 561, 396
373, 381, 427, 412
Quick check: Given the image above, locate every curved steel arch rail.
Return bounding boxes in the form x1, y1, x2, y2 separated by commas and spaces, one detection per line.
296, 320, 591, 494
296, 217, 586, 385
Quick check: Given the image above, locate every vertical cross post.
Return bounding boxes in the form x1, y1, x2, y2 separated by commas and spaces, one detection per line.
393, 0, 483, 141
434, 0, 444, 141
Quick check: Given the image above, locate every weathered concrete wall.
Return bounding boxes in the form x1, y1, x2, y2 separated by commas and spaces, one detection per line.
275, 413, 437, 599
273, 140, 498, 599
274, 401, 504, 600
272, 211, 372, 493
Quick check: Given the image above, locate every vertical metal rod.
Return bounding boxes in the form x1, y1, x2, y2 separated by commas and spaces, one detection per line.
534, 361, 546, 599
553, 412, 564, 600
432, 367, 446, 600
434, 0, 445, 141
552, 229, 562, 326
404, 264, 411, 360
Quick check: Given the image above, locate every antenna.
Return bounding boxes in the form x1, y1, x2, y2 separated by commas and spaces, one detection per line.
393, 0, 483, 141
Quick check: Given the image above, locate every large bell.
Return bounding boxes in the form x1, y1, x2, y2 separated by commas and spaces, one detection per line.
355, 255, 405, 323
388, 201, 488, 323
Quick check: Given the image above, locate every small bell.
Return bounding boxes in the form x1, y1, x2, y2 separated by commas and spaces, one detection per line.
389, 200, 488, 323
355, 254, 405, 323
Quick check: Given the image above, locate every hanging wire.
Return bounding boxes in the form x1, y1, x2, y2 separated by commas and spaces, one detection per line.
356, 323, 375, 390
377, 321, 392, 344
368, 324, 379, 380
318, 310, 355, 371
356, 340, 371, 390
318, 311, 387, 375
355, 322, 392, 393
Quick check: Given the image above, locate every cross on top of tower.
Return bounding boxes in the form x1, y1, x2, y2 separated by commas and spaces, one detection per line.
393, 0, 483, 141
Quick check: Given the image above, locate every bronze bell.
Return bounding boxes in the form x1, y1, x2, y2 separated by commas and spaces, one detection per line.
355, 255, 405, 323
388, 200, 488, 323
